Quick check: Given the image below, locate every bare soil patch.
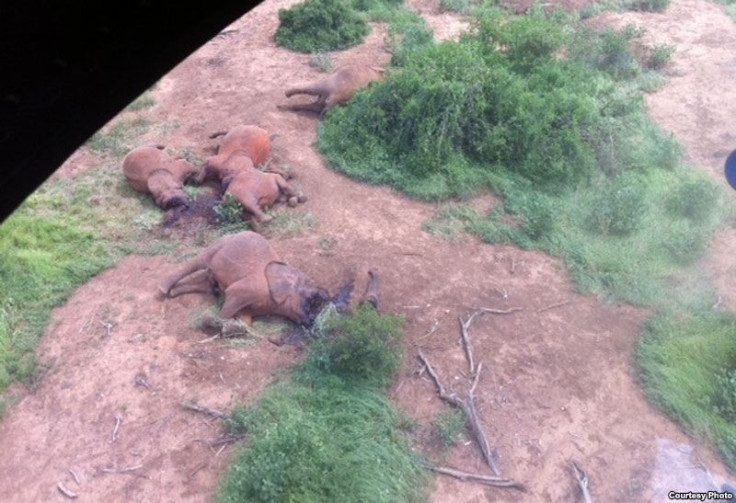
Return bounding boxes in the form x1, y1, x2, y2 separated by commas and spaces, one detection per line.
2, 0, 736, 502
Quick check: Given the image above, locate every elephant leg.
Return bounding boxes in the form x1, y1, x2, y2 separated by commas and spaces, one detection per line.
166, 270, 217, 298
219, 279, 264, 320
280, 97, 326, 115
234, 191, 272, 223
274, 175, 306, 206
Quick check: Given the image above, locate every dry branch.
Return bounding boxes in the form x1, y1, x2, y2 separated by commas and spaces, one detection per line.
194, 434, 246, 448
67, 468, 80, 485
571, 461, 593, 503
101, 465, 143, 474
478, 307, 523, 315
180, 401, 227, 420
417, 352, 501, 476
57, 482, 78, 499
458, 315, 477, 374
111, 414, 122, 443
432, 466, 525, 491
537, 300, 570, 313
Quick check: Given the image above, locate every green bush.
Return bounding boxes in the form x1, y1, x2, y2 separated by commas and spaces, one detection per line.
304, 304, 404, 386
432, 408, 466, 447
665, 176, 720, 222
586, 173, 647, 236
660, 221, 709, 265
275, 0, 370, 53
647, 43, 675, 71
628, 0, 670, 12
219, 307, 425, 503
714, 368, 736, 422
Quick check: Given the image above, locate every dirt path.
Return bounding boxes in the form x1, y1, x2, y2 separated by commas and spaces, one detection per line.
1, 0, 735, 502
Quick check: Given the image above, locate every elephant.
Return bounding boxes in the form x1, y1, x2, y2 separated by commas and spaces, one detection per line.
279, 65, 384, 118
209, 151, 307, 227
123, 146, 198, 209
159, 231, 329, 326
197, 125, 292, 184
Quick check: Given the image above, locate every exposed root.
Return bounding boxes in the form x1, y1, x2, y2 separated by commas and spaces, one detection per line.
571, 461, 593, 503
180, 401, 228, 420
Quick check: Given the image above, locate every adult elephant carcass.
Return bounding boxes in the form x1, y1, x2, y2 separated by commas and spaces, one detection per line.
123, 146, 198, 209
279, 65, 384, 118
159, 231, 329, 326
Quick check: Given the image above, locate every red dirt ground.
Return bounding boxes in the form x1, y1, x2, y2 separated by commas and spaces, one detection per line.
1, 0, 736, 501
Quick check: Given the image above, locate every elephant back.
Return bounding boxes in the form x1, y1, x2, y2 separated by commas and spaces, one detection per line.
219, 125, 270, 167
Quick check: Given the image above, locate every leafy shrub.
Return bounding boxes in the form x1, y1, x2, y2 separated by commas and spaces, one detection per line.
432, 409, 466, 447
647, 43, 675, 71
214, 193, 245, 225
309, 52, 334, 73
660, 221, 709, 265
665, 176, 720, 222
304, 304, 404, 386
628, 0, 670, 11
586, 173, 647, 236
275, 0, 370, 53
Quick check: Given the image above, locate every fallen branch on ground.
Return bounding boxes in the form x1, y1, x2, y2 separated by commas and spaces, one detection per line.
101, 465, 143, 474
111, 414, 123, 443
418, 352, 501, 476
571, 461, 593, 503
67, 468, 80, 485
180, 401, 227, 420
431, 466, 526, 491
537, 300, 570, 313
57, 482, 78, 499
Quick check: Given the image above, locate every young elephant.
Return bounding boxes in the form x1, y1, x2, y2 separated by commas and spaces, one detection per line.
209, 151, 306, 226
197, 125, 273, 184
159, 231, 329, 325
123, 146, 198, 209
280, 65, 384, 118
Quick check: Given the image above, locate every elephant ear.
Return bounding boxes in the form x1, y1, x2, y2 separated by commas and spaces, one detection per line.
265, 262, 305, 307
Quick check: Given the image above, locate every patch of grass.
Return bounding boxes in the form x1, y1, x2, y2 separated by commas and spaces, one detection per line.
423, 204, 480, 241
219, 308, 426, 503
125, 92, 156, 112
432, 408, 466, 447
86, 116, 151, 159
309, 52, 334, 73
637, 312, 736, 469
275, 0, 370, 53
0, 211, 113, 387
263, 210, 317, 238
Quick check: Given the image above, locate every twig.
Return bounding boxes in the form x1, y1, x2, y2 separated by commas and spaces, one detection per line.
101, 465, 143, 474
215, 444, 228, 457
179, 401, 227, 420
417, 320, 440, 341
537, 300, 571, 313
571, 461, 593, 503
713, 296, 722, 310
417, 352, 500, 475
478, 307, 523, 315
134, 373, 152, 391
67, 468, 80, 485
57, 482, 78, 499
431, 466, 525, 491
111, 415, 123, 443
194, 434, 245, 447
470, 363, 483, 396
459, 314, 479, 374
100, 320, 113, 337
196, 334, 220, 344
188, 462, 208, 479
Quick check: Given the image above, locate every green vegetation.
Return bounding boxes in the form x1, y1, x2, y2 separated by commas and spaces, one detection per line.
432, 408, 466, 447
275, 0, 370, 53
309, 52, 334, 72
317, 3, 736, 466
637, 313, 736, 469
275, 0, 408, 53
219, 306, 426, 502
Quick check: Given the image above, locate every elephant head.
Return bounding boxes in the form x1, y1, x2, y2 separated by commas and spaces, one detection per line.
265, 262, 330, 326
